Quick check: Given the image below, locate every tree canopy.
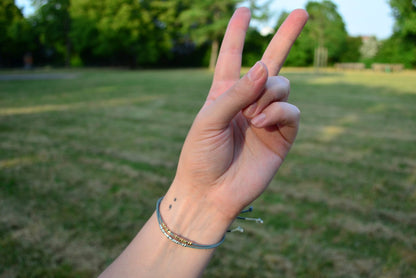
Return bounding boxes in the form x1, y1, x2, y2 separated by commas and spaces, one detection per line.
31, 0, 71, 66
0, 0, 35, 67
375, 0, 416, 67
178, 0, 237, 69
278, 0, 361, 67
1, 0, 416, 68
70, 0, 175, 67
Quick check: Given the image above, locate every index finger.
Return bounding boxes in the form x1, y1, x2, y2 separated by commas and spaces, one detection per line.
209, 7, 251, 100
261, 9, 308, 76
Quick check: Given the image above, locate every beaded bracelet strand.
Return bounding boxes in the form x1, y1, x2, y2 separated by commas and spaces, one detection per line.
156, 197, 226, 249
156, 196, 263, 249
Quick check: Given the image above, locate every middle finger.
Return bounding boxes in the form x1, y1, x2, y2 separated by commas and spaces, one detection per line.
261, 9, 308, 76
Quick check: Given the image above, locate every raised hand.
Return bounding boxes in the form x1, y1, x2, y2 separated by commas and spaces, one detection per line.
168, 7, 309, 222
100, 8, 308, 278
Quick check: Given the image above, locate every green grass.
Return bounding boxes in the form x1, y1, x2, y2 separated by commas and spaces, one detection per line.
1, 68, 415, 277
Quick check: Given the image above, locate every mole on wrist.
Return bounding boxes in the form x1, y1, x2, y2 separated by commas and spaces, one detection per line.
168, 197, 177, 210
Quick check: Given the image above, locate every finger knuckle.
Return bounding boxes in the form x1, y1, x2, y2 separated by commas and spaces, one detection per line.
292, 106, 301, 121
279, 76, 290, 87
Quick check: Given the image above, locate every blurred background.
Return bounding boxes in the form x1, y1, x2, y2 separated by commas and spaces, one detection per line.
1, 1, 416, 277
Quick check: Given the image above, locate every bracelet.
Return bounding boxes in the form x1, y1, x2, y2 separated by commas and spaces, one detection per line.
156, 197, 226, 249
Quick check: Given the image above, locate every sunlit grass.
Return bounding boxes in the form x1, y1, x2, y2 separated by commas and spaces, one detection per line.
1, 69, 415, 277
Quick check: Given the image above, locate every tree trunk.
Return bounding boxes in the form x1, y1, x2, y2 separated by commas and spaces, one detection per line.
65, 37, 71, 68
64, 10, 71, 68
209, 39, 219, 70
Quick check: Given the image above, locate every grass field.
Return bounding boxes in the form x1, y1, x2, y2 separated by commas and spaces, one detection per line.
1, 68, 415, 277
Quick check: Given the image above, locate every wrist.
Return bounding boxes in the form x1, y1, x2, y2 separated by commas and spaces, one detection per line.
159, 184, 233, 247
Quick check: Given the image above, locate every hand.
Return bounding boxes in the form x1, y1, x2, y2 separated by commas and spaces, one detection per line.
99, 8, 308, 278
166, 7, 308, 227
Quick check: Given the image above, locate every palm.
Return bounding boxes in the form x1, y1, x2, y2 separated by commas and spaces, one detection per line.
218, 113, 285, 195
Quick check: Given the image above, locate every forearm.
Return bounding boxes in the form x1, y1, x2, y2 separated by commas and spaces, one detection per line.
99, 184, 232, 278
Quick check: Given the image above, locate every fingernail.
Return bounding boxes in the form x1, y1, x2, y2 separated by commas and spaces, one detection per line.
248, 61, 264, 82
245, 102, 257, 117
251, 113, 266, 127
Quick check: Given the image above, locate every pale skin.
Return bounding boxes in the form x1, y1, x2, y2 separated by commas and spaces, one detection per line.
99, 7, 308, 278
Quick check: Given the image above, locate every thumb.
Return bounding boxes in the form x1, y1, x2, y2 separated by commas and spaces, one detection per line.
200, 61, 268, 129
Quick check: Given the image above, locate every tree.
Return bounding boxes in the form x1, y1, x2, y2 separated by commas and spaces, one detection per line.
70, 0, 177, 67
378, 0, 416, 67
275, 11, 314, 66
340, 36, 362, 62
242, 27, 270, 67
390, 0, 416, 37
276, 0, 350, 66
304, 0, 348, 64
274, 1, 352, 67
178, 0, 238, 70
0, 0, 35, 67
32, 0, 71, 66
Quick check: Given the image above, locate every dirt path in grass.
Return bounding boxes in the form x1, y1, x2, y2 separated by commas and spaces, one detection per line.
0, 73, 78, 80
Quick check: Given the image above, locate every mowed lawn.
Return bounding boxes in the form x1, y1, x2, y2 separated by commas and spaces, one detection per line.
0, 68, 415, 277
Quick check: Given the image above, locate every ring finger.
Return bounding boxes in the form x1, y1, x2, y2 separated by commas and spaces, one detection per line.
243, 76, 290, 118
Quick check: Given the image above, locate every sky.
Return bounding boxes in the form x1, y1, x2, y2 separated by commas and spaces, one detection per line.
15, 0, 395, 40
251, 0, 395, 39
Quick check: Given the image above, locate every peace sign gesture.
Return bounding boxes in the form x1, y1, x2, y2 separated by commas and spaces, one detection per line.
100, 8, 308, 278
169, 7, 309, 221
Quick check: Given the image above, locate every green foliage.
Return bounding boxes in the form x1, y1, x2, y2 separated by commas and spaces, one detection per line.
376, 35, 416, 68
0, 0, 23, 43
70, 0, 175, 67
0, 0, 23, 41
31, 0, 71, 66
340, 36, 362, 62
70, 53, 83, 67
2, 0, 414, 68
179, 0, 237, 44
178, 0, 239, 69
275, 11, 313, 67
304, 0, 348, 64
285, 26, 316, 66
0, 0, 35, 67
276, 1, 357, 67
377, 0, 416, 68
390, 0, 416, 37
242, 28, 270, 67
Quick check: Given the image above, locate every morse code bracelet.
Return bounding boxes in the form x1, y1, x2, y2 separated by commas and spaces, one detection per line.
156, 197, 226, 249
156, 196, 263, 249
